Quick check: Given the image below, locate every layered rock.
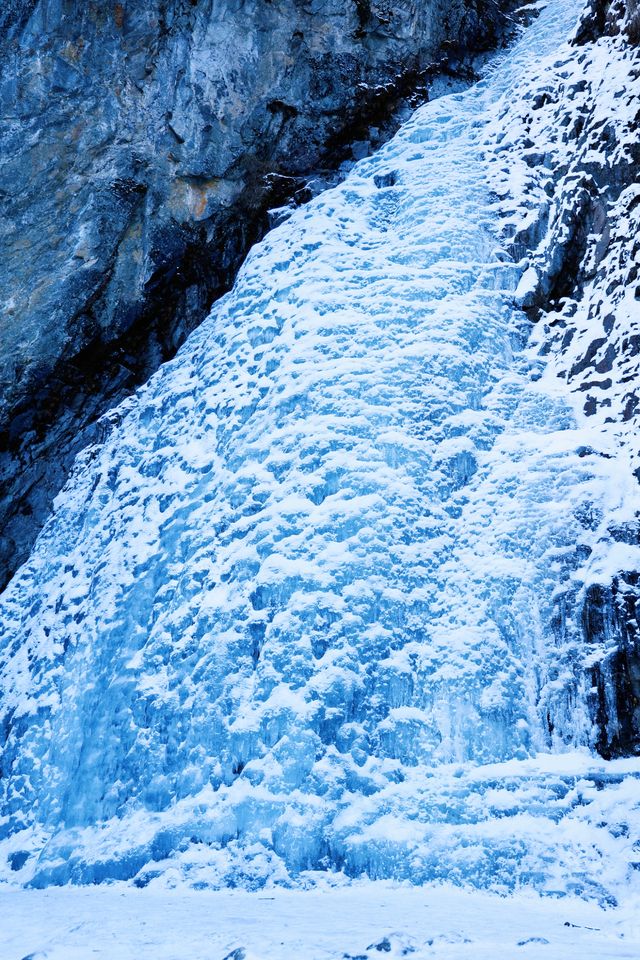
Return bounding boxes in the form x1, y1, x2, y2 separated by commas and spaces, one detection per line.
0, 0, 514, 588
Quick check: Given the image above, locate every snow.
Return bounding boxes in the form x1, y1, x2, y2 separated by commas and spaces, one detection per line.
1, 884, 639, 960
1, 0, 639, 903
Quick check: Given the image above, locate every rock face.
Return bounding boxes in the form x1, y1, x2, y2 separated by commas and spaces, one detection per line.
0, 0, 513, 589
487, 0, 640, 757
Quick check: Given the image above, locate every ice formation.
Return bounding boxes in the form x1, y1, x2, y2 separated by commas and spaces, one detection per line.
0, 0, 639, 896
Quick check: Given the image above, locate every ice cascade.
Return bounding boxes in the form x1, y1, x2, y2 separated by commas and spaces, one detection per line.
1, 0, 638, 896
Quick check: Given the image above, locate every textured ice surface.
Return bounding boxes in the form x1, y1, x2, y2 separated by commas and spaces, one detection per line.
1, 0, 639, 895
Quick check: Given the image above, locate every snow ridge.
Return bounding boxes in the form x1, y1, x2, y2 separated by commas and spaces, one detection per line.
1, 0, 639, 897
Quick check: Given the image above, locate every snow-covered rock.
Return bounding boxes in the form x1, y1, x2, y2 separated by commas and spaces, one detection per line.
486, 0, 640, 759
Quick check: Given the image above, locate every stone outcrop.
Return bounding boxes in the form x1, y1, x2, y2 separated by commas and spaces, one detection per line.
0, 0, 515, 588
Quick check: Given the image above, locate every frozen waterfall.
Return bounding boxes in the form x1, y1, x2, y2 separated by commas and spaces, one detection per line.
1, 0, 638, 897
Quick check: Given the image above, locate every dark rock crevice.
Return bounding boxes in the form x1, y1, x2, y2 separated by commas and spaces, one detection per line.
583, 573, 640, 758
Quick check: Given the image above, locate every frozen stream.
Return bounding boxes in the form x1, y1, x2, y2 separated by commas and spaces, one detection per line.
1, 0, 639, 900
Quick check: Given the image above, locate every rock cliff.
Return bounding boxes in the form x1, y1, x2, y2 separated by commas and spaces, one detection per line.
0, 0, 514, 588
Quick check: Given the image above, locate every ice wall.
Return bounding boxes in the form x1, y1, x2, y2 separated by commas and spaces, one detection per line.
1, 0, 638, 897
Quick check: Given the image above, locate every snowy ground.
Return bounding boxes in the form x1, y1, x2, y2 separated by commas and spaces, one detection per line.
1, 884, 639, 960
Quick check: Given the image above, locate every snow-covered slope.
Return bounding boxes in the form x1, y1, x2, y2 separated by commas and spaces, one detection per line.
1, 0, 639, 897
